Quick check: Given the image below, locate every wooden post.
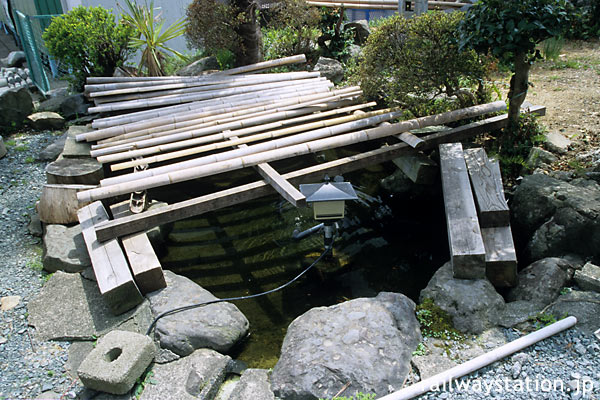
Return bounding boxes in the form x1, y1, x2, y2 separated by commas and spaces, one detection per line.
77, 202, 143, 315
37, 184, 95, 224
481, 226, 518, 287
439, 142, 486, 279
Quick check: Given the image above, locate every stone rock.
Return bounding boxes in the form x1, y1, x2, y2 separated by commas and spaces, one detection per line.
140, 349, 231, 400
28, 271, 153, 341
544, 131, 572, 154
66, 341, 95, 378
146, 271, 249, 356
78, 330, 156, 395
0, 86, 33, 129
524, 147, 557, 171
60, 94, 90, 119
45, 87, 70, 99
0, 136, 6, 159
411, 350, 456, 380
154, 348, 180, 364
344, 20, 370, 45
177, 57, 219, 76
419, 262, 505, 334
229, 369, 274, 400
28, 210, 43, 237
495, 300, 542, 328
271, 292, 421, 400
36, 133, 67, 161
511, 174, 600, 262
507, 258, 572, 306
0, 295, 21, 311
547, 290, 600, 334
313, 57, 344, 84
381, 168, 415, 194
1, 51, 26, 68
574, 262, 600, 292
346, 44, 362, 61
42, 224, 91, 273
27, 111, 65, 130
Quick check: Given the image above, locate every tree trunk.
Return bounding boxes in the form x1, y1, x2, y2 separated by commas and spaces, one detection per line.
507, 51, 530, 127
233, 0, 262, 66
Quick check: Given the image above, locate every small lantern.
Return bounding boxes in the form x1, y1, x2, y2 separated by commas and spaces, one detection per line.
299, 180, 358, 221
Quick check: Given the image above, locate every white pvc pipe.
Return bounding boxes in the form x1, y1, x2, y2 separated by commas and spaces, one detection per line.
378, 316, 577, 400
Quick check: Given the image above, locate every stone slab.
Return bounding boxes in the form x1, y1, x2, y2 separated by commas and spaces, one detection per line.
574, 262, 600, 292
544, 131, 572, 154
78, 330, 155, 395
28, 271, 152, 341
62, 136, 91, 158
42, 224, 91, 273
229, 369, 275, 400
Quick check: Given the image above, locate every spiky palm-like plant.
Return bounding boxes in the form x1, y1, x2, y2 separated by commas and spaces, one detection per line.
120, 0, 188, 76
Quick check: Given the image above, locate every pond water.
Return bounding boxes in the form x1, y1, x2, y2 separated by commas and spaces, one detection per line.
155, 152, 449, 368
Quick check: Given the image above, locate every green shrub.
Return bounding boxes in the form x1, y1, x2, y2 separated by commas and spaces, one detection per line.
541, 36, 565, 61
360, 12, 491, 117
43, 6, 136, 90
317, 7, 353, 62
564, 0, 600, 39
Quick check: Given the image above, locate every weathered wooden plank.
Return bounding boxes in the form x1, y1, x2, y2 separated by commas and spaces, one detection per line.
439, 143, 486, 279
110, 202, 166, 295
94, 107, 545, 241
77, 202, 143, 314
481, 226, 518, 287
392, 152, 438, 184
464, 148, 510, 228
234, 136, 306, 208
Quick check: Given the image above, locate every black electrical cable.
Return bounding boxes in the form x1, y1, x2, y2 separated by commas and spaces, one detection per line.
146, 242, 334, 336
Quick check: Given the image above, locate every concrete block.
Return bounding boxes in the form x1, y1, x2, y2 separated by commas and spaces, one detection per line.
78, 330, 155, 395
574, 262, 600, 292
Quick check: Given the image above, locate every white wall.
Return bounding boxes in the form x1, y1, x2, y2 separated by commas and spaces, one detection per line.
65, 0, 193, 54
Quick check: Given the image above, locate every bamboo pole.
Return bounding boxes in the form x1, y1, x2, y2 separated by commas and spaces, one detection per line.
214, 54, 306, 76
99, 108, 403, 186
78, 101, 506, 202
92, 89, 363, 160
92, 94, 359, 152
97, 97, 372, 164
86, 82, 333, 134
88, 72, 321, 103
111, 102, 378, 171
86, 71, 319, 95
83, 85, 351, 143
87, 77, 328, 114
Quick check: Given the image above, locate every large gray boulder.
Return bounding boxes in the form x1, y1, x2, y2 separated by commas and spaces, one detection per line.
146, 271, 249, 356
1, 51, 26, 68
176, 57, 219, 76
37, 133, 67, 161
0, 86, 33, 129
60, 94, 90, 119
507, 257, 573, 306
42, 224, 91, 273
344, 20, 370, 45
271, 292, 421, 400
27, 111, 66, 131
547, 290, 600, 334
419, 262, 505, 334
313, 57, 344, 84
511, 174, 600, 262
229, 369, 275, 400
28, 271, 153, 341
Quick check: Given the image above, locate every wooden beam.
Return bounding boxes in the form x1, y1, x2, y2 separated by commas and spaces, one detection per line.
77, 202, 143, 315
481, 226, 518, 288
110, 202, 166, 295
93, 107, 545, 241
464, 148, 510, 227
439, 143, 486, 279
233, 137, 306, 208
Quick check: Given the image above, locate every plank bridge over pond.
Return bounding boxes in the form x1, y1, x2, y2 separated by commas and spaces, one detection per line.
43, 55, 544, 314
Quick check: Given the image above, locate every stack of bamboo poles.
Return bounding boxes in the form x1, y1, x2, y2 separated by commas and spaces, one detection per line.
305, 0, 468, 10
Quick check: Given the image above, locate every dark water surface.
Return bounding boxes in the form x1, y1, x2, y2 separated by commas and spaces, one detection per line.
156, 153, 449, 368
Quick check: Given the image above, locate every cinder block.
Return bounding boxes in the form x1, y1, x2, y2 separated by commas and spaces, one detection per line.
78, 330, 155, 395
574, 262, 600, 293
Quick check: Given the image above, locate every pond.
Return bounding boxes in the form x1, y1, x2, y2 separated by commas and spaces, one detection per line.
155, 151, 449, 368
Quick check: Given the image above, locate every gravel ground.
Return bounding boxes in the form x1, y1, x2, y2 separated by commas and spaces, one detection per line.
416, 328, 600, 400
0, 130, 82, 400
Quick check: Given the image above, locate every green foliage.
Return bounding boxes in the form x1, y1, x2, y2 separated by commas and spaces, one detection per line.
541, 36, 564, 61
564, 0, 600, 39
458, 0, 569, 66
560, 287, 572, 295
42, 6, 136, 90
412, 342, 427, 356
319, 393, 376, 400
24, 156, 35, 163
317, 7, 353, 62
133, 368, 157, 399
119, 0, 189, 76
528, 312, 563, 329
493, 112, 546, 178
416, 298, 465, 341
360, 12, 491, 117
185, 0, 245, 64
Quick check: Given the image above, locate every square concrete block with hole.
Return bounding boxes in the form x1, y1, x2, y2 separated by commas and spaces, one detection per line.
77, 330, 155, 395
